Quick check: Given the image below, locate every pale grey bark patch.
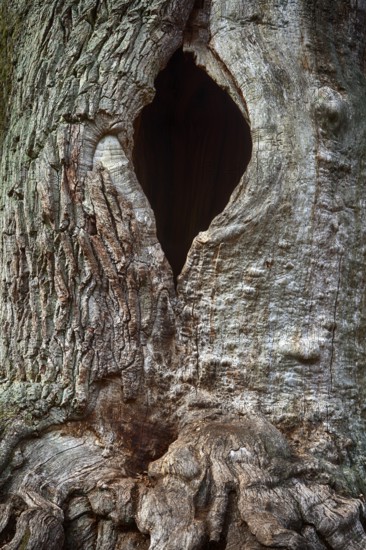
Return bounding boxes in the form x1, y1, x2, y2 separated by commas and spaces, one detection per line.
93, 135, 128, 172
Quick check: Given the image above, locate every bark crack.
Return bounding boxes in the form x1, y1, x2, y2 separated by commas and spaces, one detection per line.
329, 253, 342, 392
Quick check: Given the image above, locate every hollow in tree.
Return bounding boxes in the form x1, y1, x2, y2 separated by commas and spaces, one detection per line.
133, 48, 252, 280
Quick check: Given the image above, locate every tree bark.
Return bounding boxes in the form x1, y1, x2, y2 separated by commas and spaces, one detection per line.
1, 0, 366, 548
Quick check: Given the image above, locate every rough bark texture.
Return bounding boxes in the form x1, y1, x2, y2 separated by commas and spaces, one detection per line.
1, 0, 366, 548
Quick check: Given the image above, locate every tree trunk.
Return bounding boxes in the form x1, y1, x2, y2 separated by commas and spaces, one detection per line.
1, 0, 366, 548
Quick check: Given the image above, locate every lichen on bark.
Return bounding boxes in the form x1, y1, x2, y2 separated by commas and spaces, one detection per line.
0, 1, 21, 147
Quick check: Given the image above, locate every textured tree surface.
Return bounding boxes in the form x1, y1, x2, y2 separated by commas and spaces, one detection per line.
1, 0, 366, 548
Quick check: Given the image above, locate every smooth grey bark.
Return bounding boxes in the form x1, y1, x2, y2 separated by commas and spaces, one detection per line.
0, 0, 366, 548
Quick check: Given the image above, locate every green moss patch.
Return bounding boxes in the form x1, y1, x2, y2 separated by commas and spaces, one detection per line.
0, 2, 20, 145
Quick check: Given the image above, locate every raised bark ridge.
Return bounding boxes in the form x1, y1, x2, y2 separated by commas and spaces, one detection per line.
0, 0, 366, 548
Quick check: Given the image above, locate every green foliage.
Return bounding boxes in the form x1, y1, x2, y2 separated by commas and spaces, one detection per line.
0, 1, 20, 145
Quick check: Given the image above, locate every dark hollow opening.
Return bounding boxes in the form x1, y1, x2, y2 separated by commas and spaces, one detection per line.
133, 48, 252, 281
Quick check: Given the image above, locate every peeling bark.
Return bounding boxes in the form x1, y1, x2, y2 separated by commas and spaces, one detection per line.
1, 0, 366, 548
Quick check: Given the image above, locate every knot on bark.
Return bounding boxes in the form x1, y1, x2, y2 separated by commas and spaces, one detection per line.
313, 87, 348, 140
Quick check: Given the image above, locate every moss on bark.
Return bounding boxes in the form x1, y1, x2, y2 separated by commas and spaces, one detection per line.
0, 2, 20, 145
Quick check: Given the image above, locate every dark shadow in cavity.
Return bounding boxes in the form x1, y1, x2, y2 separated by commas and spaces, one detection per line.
133, 48, 252, 282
